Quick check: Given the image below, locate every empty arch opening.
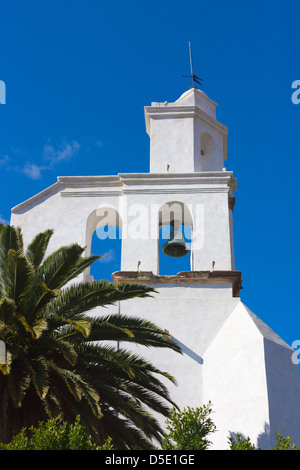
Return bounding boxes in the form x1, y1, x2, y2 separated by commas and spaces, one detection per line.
86, 207, 122, 281
90, 226, 122, 281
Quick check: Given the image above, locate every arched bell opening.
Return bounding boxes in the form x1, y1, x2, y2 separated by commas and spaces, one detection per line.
85, 207, 122, 281
158, 201, 193, 275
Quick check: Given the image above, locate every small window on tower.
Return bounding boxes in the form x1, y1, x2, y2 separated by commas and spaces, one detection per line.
201, 132, 214, 157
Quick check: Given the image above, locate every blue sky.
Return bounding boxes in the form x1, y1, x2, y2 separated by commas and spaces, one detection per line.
0, 0, 299, 347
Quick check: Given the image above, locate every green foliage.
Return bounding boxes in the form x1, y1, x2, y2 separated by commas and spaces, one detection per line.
0, 225, 182, 449
0, 429, 29, 450
161, 402, 216, 450
0, 416, 114, 450
228, 433, 258, 450
228, 430, 299, 450
273, 431, 299, 450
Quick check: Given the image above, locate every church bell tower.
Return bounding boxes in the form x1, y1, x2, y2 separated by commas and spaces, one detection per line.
145, 87, 228, 174
10, 85, 300, 450
118, 87, 237, 278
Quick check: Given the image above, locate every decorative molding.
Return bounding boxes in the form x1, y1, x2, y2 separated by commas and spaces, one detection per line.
122, 187, 230, 195
61, 188, 230, 198
144, 106, 228, 137
57, 175, 121, 186
60, 191, 122, 198
12, 172, 237, 212
11, 182, 60, 213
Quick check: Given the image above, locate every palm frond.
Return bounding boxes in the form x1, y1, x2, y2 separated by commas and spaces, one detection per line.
26, 229, 54, 268
7, 369, 31, 408
26, 357, 50, 400
0, 226, 181, 447
89, 314, 181, 352
45, 280, 155, 320
0, 298, 16, 325
39, 244, 86, 290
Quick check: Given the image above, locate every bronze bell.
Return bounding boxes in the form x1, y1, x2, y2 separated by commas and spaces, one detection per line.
162, 222, 190, 258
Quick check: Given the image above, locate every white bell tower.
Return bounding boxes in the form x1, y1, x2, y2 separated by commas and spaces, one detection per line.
145, 87, 227, 173
119, 87, 236, 275
10, 86, 300, 450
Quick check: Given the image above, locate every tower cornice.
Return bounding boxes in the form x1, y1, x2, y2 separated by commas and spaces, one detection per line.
144, 105, 228, 137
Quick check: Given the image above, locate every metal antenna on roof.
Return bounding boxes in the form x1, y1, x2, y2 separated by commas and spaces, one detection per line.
183, 42, 203, 89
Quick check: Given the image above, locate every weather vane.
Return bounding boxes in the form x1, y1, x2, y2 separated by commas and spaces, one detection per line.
183, 42, 203, 89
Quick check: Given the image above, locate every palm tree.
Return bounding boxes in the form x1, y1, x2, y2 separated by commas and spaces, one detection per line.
0, 224, 181, 449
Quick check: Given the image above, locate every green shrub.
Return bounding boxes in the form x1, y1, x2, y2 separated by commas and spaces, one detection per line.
0, 416, 114, 450
161, 402, 216, 450
228, 430, 299, 450
273, 431, 299, 450
228, 433, 258, 450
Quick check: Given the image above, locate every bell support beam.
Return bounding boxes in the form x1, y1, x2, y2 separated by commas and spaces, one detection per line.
112, 270, 243, 298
